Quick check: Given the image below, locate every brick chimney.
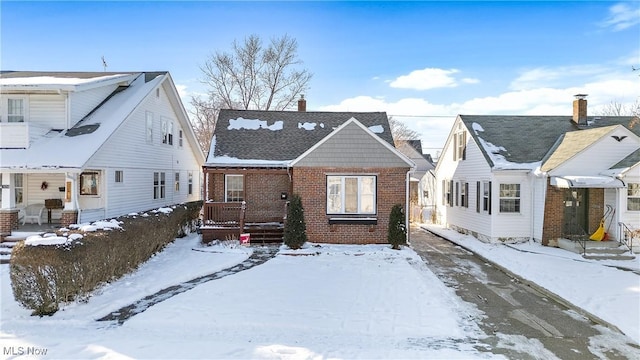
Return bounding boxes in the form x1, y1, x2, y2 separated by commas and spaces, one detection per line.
572, 94, 588, 125
297, 94, 306, 112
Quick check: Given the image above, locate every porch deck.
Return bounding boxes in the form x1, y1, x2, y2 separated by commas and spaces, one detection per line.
200, 202, 285, 244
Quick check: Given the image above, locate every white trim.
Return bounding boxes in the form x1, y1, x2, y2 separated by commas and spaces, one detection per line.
550, 175, 626, 189
224, 174, 244, 202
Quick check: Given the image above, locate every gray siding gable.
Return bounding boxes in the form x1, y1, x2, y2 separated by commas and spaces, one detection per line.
293, 119, 413, 168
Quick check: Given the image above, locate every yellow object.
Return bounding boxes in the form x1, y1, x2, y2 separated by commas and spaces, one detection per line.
589, 220, 605, 241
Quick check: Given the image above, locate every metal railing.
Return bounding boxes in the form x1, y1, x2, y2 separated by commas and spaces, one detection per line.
618, 222, 637, 254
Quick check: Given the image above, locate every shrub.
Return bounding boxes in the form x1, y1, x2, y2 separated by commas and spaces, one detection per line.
388, 204, 407, 250
10, 201, 202, 316
283, 194, 307, 250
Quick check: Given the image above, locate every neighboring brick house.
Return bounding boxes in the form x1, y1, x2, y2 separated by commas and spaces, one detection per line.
201, 100, 415, 244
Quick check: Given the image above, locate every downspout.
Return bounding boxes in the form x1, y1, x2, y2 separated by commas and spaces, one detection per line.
406, 168, 413, 245
529, 171, 535, 242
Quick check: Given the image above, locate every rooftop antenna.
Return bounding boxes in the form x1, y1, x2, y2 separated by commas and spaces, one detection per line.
101, 56, 108, 72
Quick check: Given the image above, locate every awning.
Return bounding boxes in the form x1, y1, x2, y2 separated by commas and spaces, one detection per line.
550, 176, 626, 189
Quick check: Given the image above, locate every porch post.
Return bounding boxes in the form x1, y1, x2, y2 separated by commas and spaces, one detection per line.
0, 173, 19, 238
62, 172, 79, 226
1, 172, 16, 209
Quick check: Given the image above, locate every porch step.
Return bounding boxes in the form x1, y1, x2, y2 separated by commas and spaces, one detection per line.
557, 238, 636, 261
583, 254, 637, 261
0, 241, 18, 264
245, 224, 284, 244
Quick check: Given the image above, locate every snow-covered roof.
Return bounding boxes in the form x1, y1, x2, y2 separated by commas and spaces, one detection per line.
206, 109, 393, 167
0, 73, 165, 170
0, 71, 136, 92
460, 115, 639, 171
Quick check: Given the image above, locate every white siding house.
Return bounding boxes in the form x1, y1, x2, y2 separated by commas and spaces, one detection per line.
435, 96, 640, 251
0, 71, 204, 235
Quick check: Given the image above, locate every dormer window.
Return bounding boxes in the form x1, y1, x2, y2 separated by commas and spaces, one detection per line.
453, 123, 466, 161
7, 98, 25, 122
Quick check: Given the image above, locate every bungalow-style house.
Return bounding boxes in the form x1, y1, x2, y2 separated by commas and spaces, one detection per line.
435, 95, 640, 253
0, 71, 204, 239
201, 99, 415, 244
395, 140, 436, 223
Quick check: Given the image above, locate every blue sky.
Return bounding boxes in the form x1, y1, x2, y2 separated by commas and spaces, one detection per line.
2, 1, 639, 154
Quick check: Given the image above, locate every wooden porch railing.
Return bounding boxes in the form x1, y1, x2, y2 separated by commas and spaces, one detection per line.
202, 201, 246, 228
200, 201, 246, 243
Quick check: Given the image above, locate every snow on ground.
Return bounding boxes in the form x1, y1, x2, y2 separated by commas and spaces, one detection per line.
422, 224, 640, 345
2, 227, 639, 359
1, 233, 494, 359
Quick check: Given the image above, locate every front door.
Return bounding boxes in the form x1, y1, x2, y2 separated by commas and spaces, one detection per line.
563, 188, 588, 237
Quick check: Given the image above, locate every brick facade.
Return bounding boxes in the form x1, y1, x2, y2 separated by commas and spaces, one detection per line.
61, 210, 78, 228
542, 179, 564, 245
292, 167, 409, 244
208, 172, 291, 223
542, 178, 605, 245
0, 209, 19, 241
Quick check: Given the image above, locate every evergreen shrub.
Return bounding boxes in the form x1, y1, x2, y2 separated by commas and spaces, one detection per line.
283, 194, 307, 249
388, 204, 407, 250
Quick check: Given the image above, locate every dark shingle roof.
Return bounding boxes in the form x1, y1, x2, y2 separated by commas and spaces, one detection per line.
460, 115, 639, 167
210, 110, 393, 162
611, 148, 640, 170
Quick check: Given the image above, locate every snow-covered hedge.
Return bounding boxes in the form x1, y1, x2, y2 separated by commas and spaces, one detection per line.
10, 201, 202, 316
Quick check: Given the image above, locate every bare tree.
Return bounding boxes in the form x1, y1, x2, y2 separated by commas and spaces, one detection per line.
190, 34, 312, 153
388, 116, 421, 146
597, 99, 640, 117
189, 95, 220, 154
198, 34, 312, 111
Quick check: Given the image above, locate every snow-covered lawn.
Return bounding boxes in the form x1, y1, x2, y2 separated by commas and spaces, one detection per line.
2, 227, 639, 359
1, 233, 490, 359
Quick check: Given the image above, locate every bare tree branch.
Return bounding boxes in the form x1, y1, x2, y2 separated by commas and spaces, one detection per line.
388, 116, 421, 146
197, 34, 312, 111
191, 34, 313, 153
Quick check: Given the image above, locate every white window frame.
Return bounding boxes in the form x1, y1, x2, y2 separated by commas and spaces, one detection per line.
5, 97, 28, 123
175, 172, 180, 192
179, 129, 183, 147
14, 173, 24, 205
161, 117, 173, 145
499, 183, 520, 213
146, 111, 153, 143
326, 175, 377, 215
188, 171, 193, 195
80, 171, 100, 196
154, 172, 166, 199
483, 181, 490, 212
225, 174, 244, 202
628, 183, 640, 211
115, 170, 124, 184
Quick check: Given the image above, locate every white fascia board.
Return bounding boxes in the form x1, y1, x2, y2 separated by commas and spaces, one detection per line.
161, 73, 206, 165
0, 73, 137, 92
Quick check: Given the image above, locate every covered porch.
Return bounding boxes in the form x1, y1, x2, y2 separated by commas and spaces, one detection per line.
544, 175, 637, 259
0, 170, 89, 240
